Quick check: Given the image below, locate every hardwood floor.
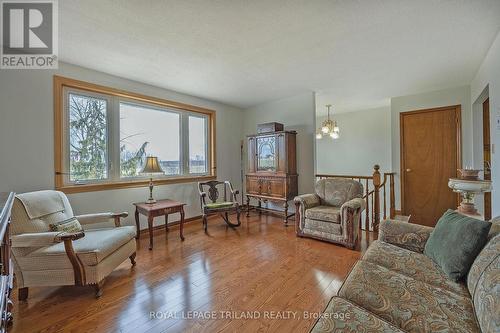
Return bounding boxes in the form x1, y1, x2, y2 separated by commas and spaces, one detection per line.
11, 214, 375, 333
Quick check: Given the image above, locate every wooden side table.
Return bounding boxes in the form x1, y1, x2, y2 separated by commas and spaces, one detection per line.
133, 199, 186, 250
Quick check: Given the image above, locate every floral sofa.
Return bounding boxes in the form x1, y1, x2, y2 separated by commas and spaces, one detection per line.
311, 219, 500, 333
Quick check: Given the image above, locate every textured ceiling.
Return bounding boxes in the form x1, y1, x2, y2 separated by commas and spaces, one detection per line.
59, 1, 500, 110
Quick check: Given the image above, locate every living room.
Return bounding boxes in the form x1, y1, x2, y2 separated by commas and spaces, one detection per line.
0, 1, 499, 332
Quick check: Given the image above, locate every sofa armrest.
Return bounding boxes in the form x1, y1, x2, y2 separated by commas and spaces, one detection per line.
378, 219, 433, 253
75, 212, 128, 228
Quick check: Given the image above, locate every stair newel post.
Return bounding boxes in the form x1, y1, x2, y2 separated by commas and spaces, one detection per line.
372, 165, 381, 232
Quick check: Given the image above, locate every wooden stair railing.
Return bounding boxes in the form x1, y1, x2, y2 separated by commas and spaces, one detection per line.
316, 165, 396, 232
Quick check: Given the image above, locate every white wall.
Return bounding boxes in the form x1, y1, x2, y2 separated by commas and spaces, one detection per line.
0, 62, 244, 230
316, 106, 391, 176
471, 31, 500, 217
242, 92, 316, 211
390, 85, 472, 210
472, 91, 487, 215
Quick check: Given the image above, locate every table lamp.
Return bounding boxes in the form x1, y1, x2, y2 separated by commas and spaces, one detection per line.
140, 156, 165, 204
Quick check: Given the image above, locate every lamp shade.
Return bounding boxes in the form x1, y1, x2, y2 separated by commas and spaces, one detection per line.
140, 156, 164, 175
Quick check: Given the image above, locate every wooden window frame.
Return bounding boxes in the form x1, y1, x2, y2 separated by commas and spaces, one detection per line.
54, 75, 216, 194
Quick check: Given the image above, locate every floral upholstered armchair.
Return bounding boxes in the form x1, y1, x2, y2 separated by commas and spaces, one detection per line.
294, 178, 365, 249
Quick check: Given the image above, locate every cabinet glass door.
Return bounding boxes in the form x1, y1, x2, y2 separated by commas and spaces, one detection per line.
256, 135, 276, 171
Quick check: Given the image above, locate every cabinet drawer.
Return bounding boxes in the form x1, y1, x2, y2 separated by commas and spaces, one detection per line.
246, 176, 285, 198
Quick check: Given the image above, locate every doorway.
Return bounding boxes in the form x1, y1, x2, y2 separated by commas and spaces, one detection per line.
400, 105, 461, 227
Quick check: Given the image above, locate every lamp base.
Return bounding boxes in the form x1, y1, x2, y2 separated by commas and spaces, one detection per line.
146, 177, 156, 204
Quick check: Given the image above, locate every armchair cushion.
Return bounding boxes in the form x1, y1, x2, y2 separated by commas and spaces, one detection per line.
304, 219, 341, 235
49, 217, 83, 233
21, 226, 136, 269
305, 206, 341, 223
315, 178, 363, 207
205, 202, 234, 209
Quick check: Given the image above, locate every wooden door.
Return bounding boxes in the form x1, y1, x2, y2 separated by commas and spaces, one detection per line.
483, 98, 491, 220
401, 105, 461, 226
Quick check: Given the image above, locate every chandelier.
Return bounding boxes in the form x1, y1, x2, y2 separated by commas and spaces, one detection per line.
316, 104, 339, 139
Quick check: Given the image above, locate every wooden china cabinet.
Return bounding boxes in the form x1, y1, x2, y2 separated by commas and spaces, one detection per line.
246, 123, 298, 224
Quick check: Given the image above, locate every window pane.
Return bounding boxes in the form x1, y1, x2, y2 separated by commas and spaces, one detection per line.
120, 103, 180, 176
189, 116, 207, 174
68, 93, 108, 182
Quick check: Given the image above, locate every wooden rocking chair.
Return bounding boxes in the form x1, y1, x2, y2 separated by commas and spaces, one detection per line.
198, 180, 241, 232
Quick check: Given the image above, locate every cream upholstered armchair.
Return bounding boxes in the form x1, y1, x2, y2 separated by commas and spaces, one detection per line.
10, 190, 137, 300
294, 178, 365, 249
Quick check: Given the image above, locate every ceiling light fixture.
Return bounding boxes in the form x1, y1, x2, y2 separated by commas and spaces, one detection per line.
316, 104, 340, 139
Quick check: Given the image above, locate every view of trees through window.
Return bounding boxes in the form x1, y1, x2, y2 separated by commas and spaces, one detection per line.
67, 91, 209, 183
69, 93, 108, 181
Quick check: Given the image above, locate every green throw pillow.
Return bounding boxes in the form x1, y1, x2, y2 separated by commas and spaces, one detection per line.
424, 209, 491, 281
49, 217, 83, 233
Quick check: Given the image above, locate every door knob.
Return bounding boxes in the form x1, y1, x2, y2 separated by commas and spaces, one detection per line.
406, 168, 412, 172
